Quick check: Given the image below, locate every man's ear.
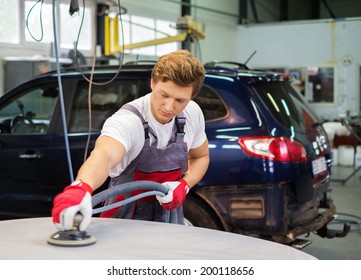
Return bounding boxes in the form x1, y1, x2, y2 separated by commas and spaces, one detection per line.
150, 78, 155, 90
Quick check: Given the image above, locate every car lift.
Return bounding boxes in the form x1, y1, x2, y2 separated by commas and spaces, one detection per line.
102, 14, 205, 56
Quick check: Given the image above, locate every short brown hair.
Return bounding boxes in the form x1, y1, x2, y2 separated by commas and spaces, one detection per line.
151, 50, 205, 98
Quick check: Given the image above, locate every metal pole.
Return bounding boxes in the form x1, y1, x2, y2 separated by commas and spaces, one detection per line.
181, 0, 191, 51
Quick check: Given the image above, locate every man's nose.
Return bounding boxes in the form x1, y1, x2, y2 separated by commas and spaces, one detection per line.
164, 98, 175, 111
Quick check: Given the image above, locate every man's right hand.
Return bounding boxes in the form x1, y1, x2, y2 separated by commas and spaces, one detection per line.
51, 180, 93, 231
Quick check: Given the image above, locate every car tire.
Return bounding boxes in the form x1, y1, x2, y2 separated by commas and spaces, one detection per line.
183, 195, 224, 231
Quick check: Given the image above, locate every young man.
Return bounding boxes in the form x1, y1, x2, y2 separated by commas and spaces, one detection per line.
52, 50, 209, 231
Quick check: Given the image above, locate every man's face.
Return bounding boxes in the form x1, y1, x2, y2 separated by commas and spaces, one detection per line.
150, 79, 193, 124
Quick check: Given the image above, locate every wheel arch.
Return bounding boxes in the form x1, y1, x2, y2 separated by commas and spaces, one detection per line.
185, 189, 231, 232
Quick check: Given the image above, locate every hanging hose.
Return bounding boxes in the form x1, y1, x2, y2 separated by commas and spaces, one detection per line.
91, 181, 178, 224
52, 0, 74, 182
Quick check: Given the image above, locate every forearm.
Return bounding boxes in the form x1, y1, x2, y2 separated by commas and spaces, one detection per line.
183, 140, 209, 188
75, 136, 126, 192
75, 150, 111, 192
182, 154, 209, 188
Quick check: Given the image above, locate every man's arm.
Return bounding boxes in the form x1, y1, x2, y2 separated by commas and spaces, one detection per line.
51, 135, 125, 231
76, 135, 126, 191
182, 139, 210, 188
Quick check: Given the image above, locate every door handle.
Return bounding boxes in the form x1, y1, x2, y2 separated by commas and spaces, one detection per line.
19, 153, 43, 159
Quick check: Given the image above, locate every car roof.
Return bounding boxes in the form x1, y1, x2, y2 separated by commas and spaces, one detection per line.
41, 60, 291, 83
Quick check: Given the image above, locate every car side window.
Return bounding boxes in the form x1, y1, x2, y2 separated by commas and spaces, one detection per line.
0, 85, 58, 134
194, 85, 228, 121
69, 80, 143, 133
254, 82, 319, 134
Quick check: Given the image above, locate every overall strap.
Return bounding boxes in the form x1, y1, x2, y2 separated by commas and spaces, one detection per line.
175, 113, 186, 142
121, 103, 150, 139
122, 103, 186, 142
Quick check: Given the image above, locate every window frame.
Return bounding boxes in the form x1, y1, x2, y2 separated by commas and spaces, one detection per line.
0, 1, 178, 59
0, 0, 96, 55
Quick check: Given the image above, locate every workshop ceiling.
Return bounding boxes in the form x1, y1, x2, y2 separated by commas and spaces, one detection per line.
96, 0, 361, 25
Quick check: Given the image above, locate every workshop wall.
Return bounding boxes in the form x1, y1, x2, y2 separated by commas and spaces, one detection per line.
237, 18, 361, 120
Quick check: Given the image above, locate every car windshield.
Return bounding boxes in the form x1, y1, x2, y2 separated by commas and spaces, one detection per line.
253, 82, 319, 134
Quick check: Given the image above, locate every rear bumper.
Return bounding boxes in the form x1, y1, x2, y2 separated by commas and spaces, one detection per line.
194, 179, 341, 243
287, 196, 336, 240
287, 196, 350, 242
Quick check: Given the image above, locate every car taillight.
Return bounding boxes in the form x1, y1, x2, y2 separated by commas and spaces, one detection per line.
238, 136, 307, 162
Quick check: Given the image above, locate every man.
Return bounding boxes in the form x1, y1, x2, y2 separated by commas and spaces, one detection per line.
52, 50, 209, 231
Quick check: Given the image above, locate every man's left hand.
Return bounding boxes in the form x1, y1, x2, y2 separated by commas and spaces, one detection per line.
156, 179, 190, 210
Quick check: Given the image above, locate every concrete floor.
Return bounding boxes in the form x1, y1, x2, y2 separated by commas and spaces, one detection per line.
301, 165, 361, 260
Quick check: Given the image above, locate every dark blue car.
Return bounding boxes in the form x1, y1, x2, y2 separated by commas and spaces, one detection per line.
0, 62, 348, 245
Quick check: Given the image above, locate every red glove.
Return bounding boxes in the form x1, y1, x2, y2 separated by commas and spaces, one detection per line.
52, 180, 93, 231
156, 179, 190, 210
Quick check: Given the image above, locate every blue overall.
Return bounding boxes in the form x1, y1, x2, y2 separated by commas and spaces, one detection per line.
100, 104, 188, 224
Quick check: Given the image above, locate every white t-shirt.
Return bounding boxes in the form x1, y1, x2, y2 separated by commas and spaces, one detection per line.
100, 93, 207, 178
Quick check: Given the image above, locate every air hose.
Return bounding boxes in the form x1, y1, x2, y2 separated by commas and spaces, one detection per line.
48, 181, 174, 247
91, 181, 178, 224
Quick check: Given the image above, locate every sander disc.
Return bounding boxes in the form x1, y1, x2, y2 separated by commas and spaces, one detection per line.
47, 229, 96, 247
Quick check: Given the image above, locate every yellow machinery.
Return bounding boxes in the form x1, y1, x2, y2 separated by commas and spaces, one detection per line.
103, 15, 205, 56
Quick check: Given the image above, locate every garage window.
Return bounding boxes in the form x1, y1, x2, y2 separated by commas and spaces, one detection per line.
120, 14, 178, 57
0, 0, 20, 44
0, 0, 94, 51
